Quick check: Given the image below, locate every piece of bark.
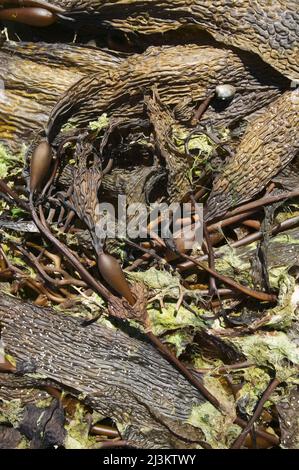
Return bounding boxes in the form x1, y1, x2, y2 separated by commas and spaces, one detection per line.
0, 425, 23, 449
19, 400, 66, 449
0, 292, 207, 449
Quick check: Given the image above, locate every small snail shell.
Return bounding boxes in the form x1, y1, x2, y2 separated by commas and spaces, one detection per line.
0, 7, 56, 27
98, 253, 135, 306
215, 84, 236, 101
30, 140, 52, 193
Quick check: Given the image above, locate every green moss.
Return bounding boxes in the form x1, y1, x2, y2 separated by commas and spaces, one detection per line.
193, 354, 223, 370
10, 207, 26, 219
172, 128, 216, 183
187, 384, 236, 450
35, 397, 53, 409
173, 129, 214, 156
265, 273, 297, 329
61, 121, 77, 132
163, 330, 192, 356
17, 437, 29, 449
236, 367, 271, 415
215, 246, 253, 286
187, 403, 225, 448
128, 266, 180, 294
234, 332, 299, 370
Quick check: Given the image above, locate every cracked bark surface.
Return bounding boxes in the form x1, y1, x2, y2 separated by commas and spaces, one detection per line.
0, 292, 207, 449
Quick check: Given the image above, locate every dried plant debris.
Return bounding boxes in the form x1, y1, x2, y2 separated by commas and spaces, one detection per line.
1, 0, 299, 450
0, 394, 109, 449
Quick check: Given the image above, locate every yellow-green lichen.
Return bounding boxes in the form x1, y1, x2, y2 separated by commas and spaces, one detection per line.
187, 399, 236, 449
0, 399, 24, 427
264, 273, 297, 329
128, 266, 181, 299
236, 367, 271, 415
234, 332, 299, 372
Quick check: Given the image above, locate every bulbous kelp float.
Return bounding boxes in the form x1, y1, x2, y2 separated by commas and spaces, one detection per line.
0, 0, 65, 13
14, 0, 298, 81
0, 0, 69, 27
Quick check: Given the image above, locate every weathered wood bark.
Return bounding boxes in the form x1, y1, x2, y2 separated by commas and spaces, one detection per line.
0, 292, 207, 449
0, 41, 123, 151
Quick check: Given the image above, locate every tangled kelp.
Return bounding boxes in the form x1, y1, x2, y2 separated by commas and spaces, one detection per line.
0, 1, 299, 451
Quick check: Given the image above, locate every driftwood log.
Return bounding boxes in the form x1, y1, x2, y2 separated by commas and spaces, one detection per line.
0, 291, 209, 449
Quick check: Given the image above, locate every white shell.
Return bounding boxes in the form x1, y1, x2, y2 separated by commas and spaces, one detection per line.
215, 84, 236, 100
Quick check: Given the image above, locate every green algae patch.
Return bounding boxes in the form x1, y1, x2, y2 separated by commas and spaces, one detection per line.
264, 273, 298, 329
64, 403, 98, 449
0, 143, 26, 178
148, 302, 204, 336
88, 113, 109, 133
0, 399, 24, 427
233, 331, 299, 388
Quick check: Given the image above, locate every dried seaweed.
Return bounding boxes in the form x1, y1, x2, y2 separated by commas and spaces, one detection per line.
0, 2, 299, 450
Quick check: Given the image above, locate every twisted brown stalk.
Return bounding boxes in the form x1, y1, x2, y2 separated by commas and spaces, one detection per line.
0, 187, 279, 445
223, 189, 299, 220
178, 214, 299, 271
231, 378, 281, 449
27, 197, 225, 411
177, 251, 276, 302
